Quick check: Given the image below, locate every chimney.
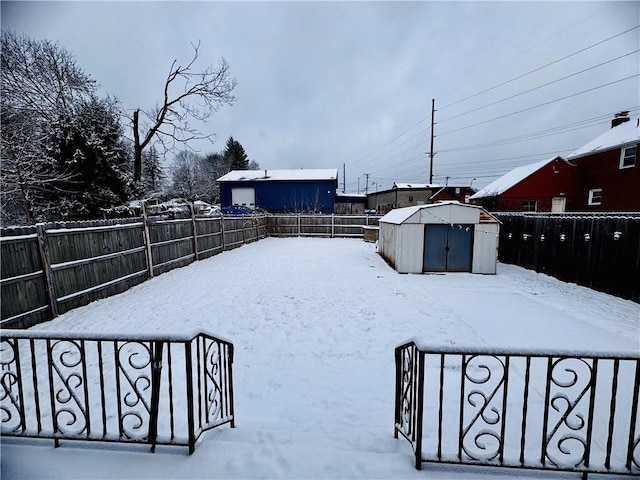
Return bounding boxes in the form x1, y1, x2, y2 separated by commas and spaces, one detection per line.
611, 111, 630, 129
264, 169, 268, 178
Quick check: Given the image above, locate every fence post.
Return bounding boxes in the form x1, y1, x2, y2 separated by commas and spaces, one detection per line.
141, 205, 154, 278
185, 339, 196, 454
415, 351, 425, 470
190, 203, 199, 261
35, 223, 58, 318
221, 216, 226, 251
394, 347, 401, 438
297, 213, 301, 237
331, 214, 335, 238
148, 341, 164, 453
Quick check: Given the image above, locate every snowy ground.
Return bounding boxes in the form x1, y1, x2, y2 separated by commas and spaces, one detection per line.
2, 238, 638, 479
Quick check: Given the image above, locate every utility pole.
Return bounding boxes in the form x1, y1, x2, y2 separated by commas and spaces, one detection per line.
364, 174, 370, 195
429, 98, 435, 185
357, 177, 360, 194
343, 163, 346, 193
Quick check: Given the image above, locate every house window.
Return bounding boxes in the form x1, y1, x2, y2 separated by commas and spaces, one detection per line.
620, 146, 636, 169
522, 200, 537, 211
408, 195, 414, 202
588, 188, 602, 206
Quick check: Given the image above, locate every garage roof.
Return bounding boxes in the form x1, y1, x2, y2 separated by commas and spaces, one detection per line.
218, 169, 338, 182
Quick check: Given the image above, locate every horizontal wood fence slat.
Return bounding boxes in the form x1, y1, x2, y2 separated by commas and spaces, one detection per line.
1, 213, 268, 329
266, 214, 381, 237
493, 213, 640, 303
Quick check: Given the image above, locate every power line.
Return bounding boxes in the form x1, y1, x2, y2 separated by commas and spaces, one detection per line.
439, 24, 640, 111
352, 116, 429, 164
436, 2, 620, 105
437, 74, 640, 137
438, 108, 640, 153
438, 50, 639, 124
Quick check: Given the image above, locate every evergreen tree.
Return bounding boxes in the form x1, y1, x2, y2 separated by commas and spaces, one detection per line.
223, 136, 249, 170
142, 146, 166, 194
45, 96, 131, 219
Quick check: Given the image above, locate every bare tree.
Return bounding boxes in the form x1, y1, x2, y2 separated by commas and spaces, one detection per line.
131, 42, 237, 186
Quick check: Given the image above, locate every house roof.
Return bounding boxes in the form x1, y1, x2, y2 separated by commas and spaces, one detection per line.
567, 118, 640, 159
469, 157, 558, 200
379, 201, 498, 225
217, 169, 338, 182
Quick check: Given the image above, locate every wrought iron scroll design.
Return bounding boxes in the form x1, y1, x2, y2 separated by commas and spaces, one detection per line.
395, 343, 418, 442
460, 354, 507, 463
203, 339, 223, 425
394, 342, 640, 477
542, 357, 593, 469
0, 331, 235, 454
116, 341, 153, 440
49, 339, 88, 437
0, 338, 22, 433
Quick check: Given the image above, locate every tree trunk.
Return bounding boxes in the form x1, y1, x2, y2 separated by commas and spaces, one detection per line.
133, 109, 142, 183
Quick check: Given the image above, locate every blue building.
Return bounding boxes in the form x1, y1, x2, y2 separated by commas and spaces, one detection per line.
217, 169, 338, 213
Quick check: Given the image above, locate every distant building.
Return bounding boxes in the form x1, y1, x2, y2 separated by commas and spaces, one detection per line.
470, 114, 639, 212
469, 157, 579, 212
366, 182, 475, 214
334, 193, 366, 214
217, 169, 338, 213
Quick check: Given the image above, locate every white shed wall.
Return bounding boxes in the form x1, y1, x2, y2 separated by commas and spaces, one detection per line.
378, 222, 398, 269
472, 224, 500, 274
396, 224, 424, 273
417, 204, 480, 225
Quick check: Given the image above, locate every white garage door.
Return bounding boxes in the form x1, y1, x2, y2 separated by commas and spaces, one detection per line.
231, 188, 255, 207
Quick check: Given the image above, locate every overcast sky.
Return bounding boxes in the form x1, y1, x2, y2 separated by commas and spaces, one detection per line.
2, 1, 639, 192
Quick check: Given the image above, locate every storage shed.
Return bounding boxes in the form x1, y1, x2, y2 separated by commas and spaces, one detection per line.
378, 202, 500, 274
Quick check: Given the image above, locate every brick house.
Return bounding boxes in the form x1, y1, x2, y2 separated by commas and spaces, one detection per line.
469, 156, 579, 212
470, 115, 639, 212
566, 115, 639, 211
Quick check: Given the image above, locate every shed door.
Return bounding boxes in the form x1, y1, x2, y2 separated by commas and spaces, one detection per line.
447, 225, 473, 271
423, 224, 448, 272
423, 224, 473, 272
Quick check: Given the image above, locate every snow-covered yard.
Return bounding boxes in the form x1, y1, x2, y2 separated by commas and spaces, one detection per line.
2, 237, 638, 479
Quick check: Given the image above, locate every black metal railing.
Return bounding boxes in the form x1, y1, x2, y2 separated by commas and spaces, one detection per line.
394, 341, 640, 478
0, 330, 234, 453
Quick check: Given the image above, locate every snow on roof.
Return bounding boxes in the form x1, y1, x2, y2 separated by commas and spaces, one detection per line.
469, 157, 556, 200
393, 182, 440, 189
379, 201, 493, 225
379, 205, 424, 224
567, 119, 640, 159
217, 169, 338, 182
335, 193, 366, 198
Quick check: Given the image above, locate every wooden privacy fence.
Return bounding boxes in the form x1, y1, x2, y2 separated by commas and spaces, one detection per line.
266, 214, 381, 237
395, 340, 640, 478
1, 213, 267, 329
493, 213, 640, 302
0, 329, 234, 454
